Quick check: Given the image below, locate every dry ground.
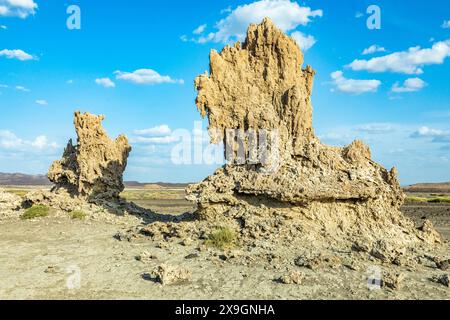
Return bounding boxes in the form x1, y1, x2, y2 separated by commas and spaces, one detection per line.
0, 188, 449, 300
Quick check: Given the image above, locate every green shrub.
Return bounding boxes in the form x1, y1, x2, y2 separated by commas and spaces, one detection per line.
405, 196, 428, 203
70, 210, 87, 220
205, 227, 236, 250
21, 205, 50, 220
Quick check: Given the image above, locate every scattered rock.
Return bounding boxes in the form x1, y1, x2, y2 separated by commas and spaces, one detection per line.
185, 253, 199, 259
294, 254, 341, 270
44, 266, 60, 274
278, 271, 304, 285
432, 274, 450, 287
433, 258, 449, 271
136, 251, 157, 262
150, 264, 192, 285
382, 271, 405, 290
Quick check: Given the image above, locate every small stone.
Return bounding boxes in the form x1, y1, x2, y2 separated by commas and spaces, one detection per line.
149, 264, 192, 285
435, 259, 449, 271
185, 253, 199, 259
432, 274, 450, 287
382, 271, 405, 290
136, 251, 157, 262
278, 271, 304, 284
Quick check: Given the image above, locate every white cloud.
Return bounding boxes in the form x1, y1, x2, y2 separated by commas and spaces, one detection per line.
411, 126, 450, 144
193, 24, 207, 34
356, 123, 395, 134
15, 85, 29, 92
95, 77, 116, 88
35, 99, 48, 105
355, 12, 364, 19
330, 71, 381, 94
0, 48, 35, 61
133, 125, 172, 136
193, 0, 322, 43
442, 20, 450, 29
0, 0, 38, 18
66, 79, 74, 84
348, 39, 450, 74
114, 69, 184, 85
132, 136, 179, 144
391, 77, 427, 93
0, 25, 6, 29
290, 31, 316, 51
0, 130, 58, 151
362, 44, 386, 55
0, 84, 8, 88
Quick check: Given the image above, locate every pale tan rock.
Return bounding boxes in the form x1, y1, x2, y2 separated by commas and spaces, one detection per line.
48, 111, 131, 201
24, 112, 131, 212
151, 264, 192, 285
279, 271, 304, 284
0, 188, 22, 218
186, 18, 441, 253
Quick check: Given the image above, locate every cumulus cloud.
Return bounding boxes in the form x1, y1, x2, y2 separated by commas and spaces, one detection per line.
115, 69, 184, 85
133, 125, 172, 137
15, 85, 29, 92
347, 39, 450, 74
0, 49, 35, 61
442, 20, 450, 29
95, 77, 115, 88
0, 25, 6, 29
291, 31, 316, 51
35, 99, 48, 105
193, 24, 207, 34
191, 0, 322, 43
356, 123, 395, 134
330, 71, 381, 94
411, 126, 450, 144
0, 130, 58, 151
132, 136, 179, 144
362, 44, 386, 55
391, 77, 427, 93
0, 0, 37, 18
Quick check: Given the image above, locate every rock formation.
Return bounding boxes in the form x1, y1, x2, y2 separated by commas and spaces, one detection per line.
48, 111, 131, 200
0, 189, 22, 219
25, 112, 132, 211
186, 18, 441, 251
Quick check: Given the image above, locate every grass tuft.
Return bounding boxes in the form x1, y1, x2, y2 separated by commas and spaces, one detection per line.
204, 226, 236, 250
21, 205, 50, 220
70, 210, 87, 220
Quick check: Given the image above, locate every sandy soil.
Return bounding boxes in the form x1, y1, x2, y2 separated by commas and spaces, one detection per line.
0, 198, 449, 300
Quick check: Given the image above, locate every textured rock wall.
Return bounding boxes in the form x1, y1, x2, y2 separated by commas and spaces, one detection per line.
186, 18, 441, 248
48, 111, 131, 201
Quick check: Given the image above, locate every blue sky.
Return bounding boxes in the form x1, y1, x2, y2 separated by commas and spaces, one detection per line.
0, 0, 449, 185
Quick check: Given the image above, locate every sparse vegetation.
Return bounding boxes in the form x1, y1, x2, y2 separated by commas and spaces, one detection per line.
120, 189, 184, 200
5, 189, 28, 197
406, 195, 450, 203
205, 226, 237, 250
70, 210, 87, 220
21, 205, 50, 220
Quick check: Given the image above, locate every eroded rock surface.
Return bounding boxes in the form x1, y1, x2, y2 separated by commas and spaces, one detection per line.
0, 189, 22, 219
49, 112, 131, 200
24, 112, 132, 212
185, 18, 441, 252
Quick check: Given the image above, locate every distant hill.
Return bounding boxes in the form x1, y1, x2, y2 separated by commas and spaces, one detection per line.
403, 182, 450, 193
0, 172, 189, 189
0, 172, 51, 186
124, 181, 190, 189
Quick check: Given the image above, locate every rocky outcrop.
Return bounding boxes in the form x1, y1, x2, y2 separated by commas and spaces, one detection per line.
0, 189, 22, 219
186, 18, 441, 250
24, 112, 131, 211
48, 112, 131, 200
